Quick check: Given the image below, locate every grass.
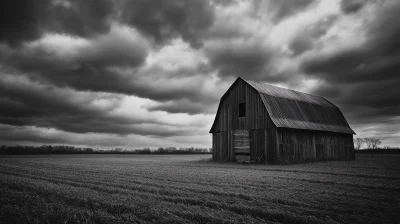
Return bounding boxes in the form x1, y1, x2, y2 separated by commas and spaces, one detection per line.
0, 154, 399, 223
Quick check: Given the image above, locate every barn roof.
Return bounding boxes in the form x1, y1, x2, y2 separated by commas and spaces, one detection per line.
210, 77, 355, 134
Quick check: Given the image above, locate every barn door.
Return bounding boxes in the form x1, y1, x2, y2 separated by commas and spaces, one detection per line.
234, 129, 250, 162
250, 129, 267, 163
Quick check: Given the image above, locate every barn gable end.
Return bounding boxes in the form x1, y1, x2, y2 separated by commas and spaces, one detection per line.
210, 77, 355, 163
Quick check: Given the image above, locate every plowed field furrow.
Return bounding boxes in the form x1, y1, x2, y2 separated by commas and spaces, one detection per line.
0, 175, 292, 223
1, 154, 399, 224
0, 171, 324, 213
2, 165, 395, 207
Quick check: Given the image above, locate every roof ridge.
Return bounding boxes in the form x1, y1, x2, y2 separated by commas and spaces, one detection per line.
241, 77, 326, 100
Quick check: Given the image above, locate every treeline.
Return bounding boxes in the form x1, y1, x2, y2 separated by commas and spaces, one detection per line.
354, 137, 383, 150
353, 137, 400, 154
0, 145, 212, 155
355, 148, 400, 154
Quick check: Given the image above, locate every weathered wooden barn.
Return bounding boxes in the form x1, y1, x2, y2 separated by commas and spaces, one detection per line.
210, 77, 355, 163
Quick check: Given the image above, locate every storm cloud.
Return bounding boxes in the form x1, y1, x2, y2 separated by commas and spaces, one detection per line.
0, 72, 211, 139
302, 0, 400, 120
0, 0, 116, 45
1, 0, 399, 148
122, 0, 215, 48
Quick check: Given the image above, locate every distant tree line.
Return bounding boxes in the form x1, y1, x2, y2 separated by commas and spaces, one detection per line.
354, 137, 382, 150
353, 137, 400, 154
0, 145, 212, 155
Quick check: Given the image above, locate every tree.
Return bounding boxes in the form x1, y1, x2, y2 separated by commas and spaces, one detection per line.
354, 138, 365, 150
370, 138, 382, 149
364, 138, 373, 149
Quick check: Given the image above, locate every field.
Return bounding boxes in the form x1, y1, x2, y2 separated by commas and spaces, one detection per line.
0, 155, 399, 224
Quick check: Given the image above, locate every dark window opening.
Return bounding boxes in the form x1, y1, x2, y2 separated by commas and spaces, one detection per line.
239, 103, 246, 117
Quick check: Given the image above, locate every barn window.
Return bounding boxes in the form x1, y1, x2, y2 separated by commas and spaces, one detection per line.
238, 103, 246, 117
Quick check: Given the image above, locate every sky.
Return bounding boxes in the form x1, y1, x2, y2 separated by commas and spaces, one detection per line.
0, 0, 399, 149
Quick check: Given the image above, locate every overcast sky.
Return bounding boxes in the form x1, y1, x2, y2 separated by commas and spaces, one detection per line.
0, 0, 399, 149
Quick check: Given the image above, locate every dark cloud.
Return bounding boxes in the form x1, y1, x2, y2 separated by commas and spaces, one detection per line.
0, 73, 119, 129
340, 0, 369, 14
205, 41, 295, 84
255, 0, 315, 22
206, 20, 250, 41
348, 80, 400, 110
302, 1, 400, 83
0, 124, 65, 144
0, 73, 203, 137
366, 1, 400, 56
0, 0, 115, 45
146, 99, 218, 115
289, 15, 338, 56
127, 79, 217, 104
204, 0, 322, 82
212, 0, 238, 6
0, 124, 125, 147
274, 0, 315, 21
0, 28, 146, 91
0, 0, 50, 45
303, 1, 400, 126
302, 48, 368, 83
311, 79, 400, 128
0, 0, 218, 117
1, 38, 218, 108
289, 35, 314, 56
49, 0, 114, 37
205, 41, 272, 81
0, 0, 216, 50
122, 0, 215, 48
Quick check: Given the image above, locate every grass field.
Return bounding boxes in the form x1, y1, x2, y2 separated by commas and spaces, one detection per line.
1, 154, 399, 223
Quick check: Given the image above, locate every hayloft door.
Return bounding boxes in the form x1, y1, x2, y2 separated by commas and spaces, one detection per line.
234, 129, 250, 162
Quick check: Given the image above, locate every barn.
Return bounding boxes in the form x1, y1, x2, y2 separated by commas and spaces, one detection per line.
210, 77, 355, 163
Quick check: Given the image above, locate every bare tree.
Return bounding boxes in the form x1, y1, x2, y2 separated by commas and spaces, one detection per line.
354, 138, 365, 150
364, 138, 373, 149
370, 138, 382, 149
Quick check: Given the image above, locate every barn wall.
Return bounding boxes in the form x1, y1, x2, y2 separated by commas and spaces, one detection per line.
216, 79, 271, 131
212, 133, 218, 160
212, 79, 276, 162
275, 128, 355, 162
249, 129, 267, 162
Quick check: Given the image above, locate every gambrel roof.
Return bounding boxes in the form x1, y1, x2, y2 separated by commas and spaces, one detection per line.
210, 77, 355, 134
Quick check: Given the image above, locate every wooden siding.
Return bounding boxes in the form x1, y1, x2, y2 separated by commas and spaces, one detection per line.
212, 79, 272, 132
275, 128, 354, 162
249, 129, 268, 163
211, 79, 276, 162
211, 78, 354, 164
234, 130, 250, 162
